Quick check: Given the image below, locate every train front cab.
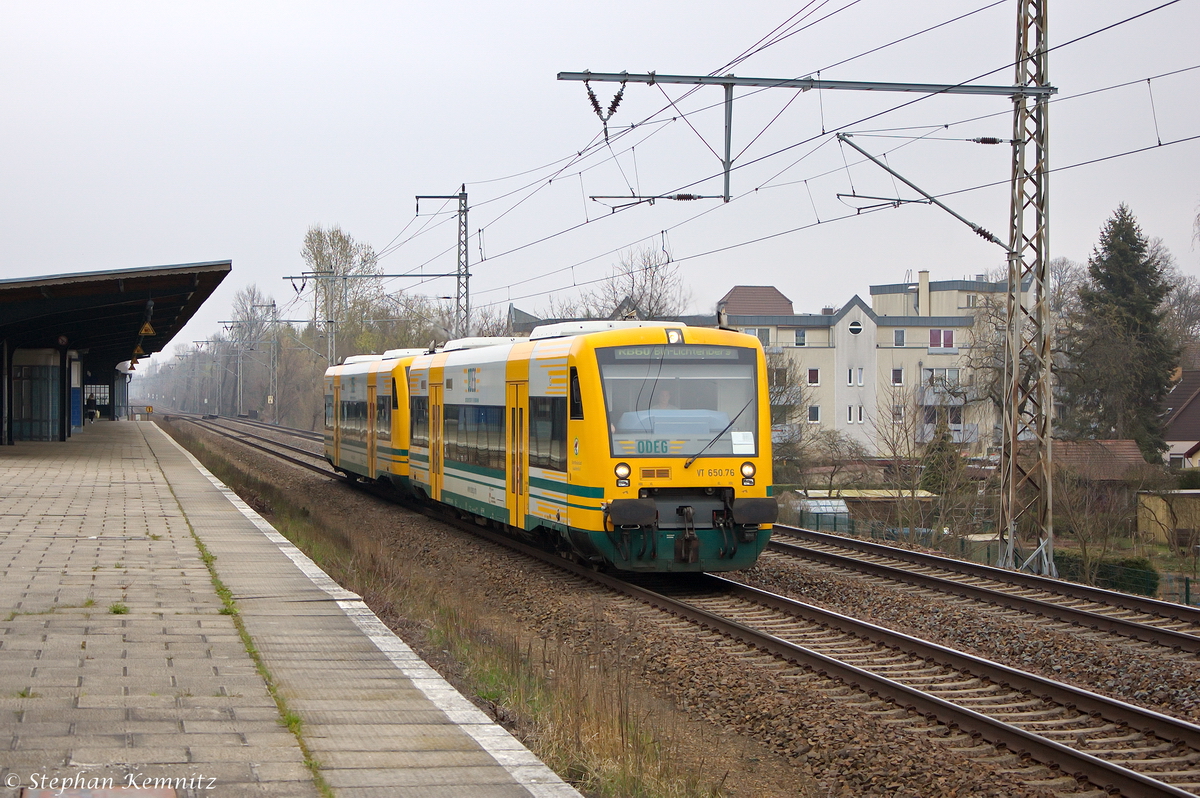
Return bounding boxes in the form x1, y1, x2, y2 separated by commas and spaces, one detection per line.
554, 325, 776, 572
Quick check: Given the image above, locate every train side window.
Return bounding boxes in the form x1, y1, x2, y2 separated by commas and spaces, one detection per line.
410, 396, 429, 448
529, 396, 567, 472
569, 367, 584, 420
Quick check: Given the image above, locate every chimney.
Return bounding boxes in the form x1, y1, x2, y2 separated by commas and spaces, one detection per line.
821, 307, 835, 315
918, 270, 931, 317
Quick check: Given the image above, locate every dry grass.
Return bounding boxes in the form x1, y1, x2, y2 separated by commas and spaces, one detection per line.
165, 423, 731, 798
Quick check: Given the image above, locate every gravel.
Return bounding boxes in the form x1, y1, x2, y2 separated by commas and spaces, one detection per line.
740, 549, 1200, 723
162, 419, 1090, 798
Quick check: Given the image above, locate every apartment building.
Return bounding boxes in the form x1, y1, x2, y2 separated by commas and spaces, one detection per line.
720, 271, 1025, 456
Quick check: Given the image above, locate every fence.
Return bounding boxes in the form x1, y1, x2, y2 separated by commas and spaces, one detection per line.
783, 508, 1196, 605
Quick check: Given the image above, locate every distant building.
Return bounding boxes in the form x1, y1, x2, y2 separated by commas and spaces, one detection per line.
509, 270, 1028, 456
720, 271, 1025, 456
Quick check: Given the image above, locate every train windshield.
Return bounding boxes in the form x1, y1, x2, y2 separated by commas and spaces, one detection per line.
596, 344, 758, 457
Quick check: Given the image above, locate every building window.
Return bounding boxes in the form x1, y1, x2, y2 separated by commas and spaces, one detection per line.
769, 367, 789, 389
847, 368, 854, 386
894, 329, 905, 347
892, 405, 905, 423
848, 320, 862, 335
857, 367, 864, 386
857, 405, 864, 423
847, 405, 854, 423
929, 329, 954, 349
1170, 454, 1185, 468
795, 329, 806, 347
923, 368, 961, 387
744, 327, 770, 346
808, 405, 820, 423
807, 368, 820, 386
967, 294, 977, 308
923, 405, 964, 426
891, 368, 903, 386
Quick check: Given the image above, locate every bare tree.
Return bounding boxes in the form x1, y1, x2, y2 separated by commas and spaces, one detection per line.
301, 225, 383, 362
544, 245, 691, 320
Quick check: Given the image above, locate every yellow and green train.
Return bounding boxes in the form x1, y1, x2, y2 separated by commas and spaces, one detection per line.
324, 321, 776, 572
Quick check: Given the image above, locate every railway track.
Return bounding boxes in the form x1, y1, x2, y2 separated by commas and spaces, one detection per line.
462, 527, 1200, 796
769, 526, 1200, 655
163, 421, 1200, 795
167, 414, 333, 476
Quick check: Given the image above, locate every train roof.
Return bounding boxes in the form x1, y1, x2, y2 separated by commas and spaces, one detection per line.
441, 336, 525, 351
382, 347, 428, 360
529, 320, 683, 340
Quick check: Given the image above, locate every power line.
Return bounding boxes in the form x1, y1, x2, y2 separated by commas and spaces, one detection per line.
377, 2, 1193, 316
472, 130, 1200, 312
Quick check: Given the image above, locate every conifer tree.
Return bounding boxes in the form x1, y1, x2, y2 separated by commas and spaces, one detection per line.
1057, 204, 1177, 460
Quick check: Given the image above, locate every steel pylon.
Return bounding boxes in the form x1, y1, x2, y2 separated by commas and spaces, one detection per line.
999, 0, 1055, 575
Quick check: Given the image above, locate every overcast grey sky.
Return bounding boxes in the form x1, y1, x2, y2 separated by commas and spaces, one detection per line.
2, 1, 1197, 362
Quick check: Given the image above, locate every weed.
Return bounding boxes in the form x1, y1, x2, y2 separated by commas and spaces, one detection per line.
168, 425, 729, 798
14, 688, 40, 698
108, 603, 129, 615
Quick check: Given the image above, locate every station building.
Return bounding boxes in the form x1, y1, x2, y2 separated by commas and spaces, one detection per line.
0, 261, 230, 443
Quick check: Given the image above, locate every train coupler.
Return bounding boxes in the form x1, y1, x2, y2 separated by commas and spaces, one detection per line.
674, 505, 700, 564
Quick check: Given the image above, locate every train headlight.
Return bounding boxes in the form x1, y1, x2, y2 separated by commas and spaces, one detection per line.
740, 462, 756, 478
614, 462, 631, 479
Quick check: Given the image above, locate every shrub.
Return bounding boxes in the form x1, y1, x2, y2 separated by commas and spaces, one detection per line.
1053, 550, 1160, 596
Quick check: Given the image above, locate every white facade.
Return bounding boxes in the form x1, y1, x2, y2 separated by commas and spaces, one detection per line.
726, 271, 1028, 456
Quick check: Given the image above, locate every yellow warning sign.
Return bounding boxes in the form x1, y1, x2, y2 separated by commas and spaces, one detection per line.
133, 345, 146, 355
139, 322, 156, 336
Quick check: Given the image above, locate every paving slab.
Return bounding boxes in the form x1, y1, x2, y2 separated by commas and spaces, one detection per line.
1, 422, 581, 798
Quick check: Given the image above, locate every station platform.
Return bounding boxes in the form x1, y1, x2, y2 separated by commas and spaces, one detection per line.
0, 421, 581, 798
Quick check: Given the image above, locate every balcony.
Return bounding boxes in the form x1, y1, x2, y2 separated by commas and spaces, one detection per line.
916, 422, 979, 445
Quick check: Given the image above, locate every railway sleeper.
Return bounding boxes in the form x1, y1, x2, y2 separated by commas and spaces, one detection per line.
953, 694, 1047, 710
1113, 750, 1200, 766
992, 707, 1074, 722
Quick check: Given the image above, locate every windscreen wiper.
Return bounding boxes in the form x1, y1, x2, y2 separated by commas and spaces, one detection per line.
683, 396, 754, 469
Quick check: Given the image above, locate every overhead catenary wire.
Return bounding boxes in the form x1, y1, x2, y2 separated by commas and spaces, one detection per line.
367, 1, 1192, 315
369, 2, 1017, 279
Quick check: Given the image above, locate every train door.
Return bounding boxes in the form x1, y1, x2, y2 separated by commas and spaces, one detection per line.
366, 381, 377, 480
429, 383, 443, 500
332, 380, 342, 466
506, 381, 528, 528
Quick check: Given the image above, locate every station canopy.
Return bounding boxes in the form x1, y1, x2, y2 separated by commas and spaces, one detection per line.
0, 261, 231, 371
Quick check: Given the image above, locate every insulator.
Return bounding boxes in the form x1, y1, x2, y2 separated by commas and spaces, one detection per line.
671, 194, 700, 201
972, 137, 1004, 145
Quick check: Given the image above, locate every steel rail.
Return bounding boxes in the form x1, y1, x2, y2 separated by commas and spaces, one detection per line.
775, 525, 1200, 625
709, 575, 1200, 752
767, 536, 1200, 654
175, 417, 337, 478
154, 423, 1199, 794
452, 524, 1199, 796
207, 413, 323, 442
